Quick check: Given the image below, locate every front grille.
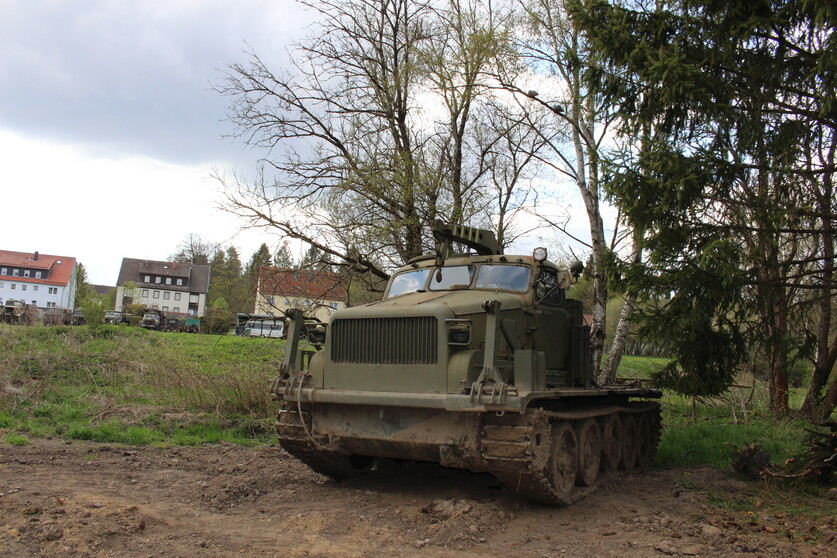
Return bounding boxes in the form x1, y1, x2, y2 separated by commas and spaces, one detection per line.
331, 317, 437, 365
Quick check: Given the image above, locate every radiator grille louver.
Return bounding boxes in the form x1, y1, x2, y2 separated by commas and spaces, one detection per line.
331, 317, 438, 365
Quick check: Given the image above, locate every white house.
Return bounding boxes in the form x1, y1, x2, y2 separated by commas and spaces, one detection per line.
0, 250, 78, 308
114, 258, 211, 317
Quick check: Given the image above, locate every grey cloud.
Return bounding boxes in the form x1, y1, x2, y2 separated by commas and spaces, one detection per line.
0, 0, 311, 166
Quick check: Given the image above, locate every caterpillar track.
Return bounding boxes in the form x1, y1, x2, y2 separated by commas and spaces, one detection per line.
276, 402, 662, 505
481, 403, 661, 505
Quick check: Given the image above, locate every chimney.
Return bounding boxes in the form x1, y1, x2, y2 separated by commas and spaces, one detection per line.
34, 251, 39, 261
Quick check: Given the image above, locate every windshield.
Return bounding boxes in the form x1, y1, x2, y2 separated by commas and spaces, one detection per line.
387, 269, 429, 298
429, 265, 475, 291
475, 264, 531, 291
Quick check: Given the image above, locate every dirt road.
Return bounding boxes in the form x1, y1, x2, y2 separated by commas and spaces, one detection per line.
1, 438, 832, 557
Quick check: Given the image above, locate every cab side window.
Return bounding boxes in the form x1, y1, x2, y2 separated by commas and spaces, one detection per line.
538, 269, 565, 305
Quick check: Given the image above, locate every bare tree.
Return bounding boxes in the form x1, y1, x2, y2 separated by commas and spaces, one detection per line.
215, 0, 541, 277
171, 234, 220, 265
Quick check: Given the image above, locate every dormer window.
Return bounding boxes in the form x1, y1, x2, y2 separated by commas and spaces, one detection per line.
155, 277, 161, 284
13, 269, 19, 276
144, 275, 151, 282
24, 270, 30, 277
35, 271, 42, 279
176, 278, 183, 286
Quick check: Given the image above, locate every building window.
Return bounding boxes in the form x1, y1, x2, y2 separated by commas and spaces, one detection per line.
166, 277, 172, 285
142, 289, 149, 297
47, 302, 56, 308
189, 294, 199, 303
163, 292, 170, 300
24, 270, 30, 277
153, 291, 160, 299
144, 275, 151, 282
33, 286, 38, 292
155, 277, 161, 284
22, 284, 27, 291
13, 269, 19, 276
162, 306, 169, 312
11, 284, 16, 290
0, 282, 3, 288
174, 293, 181, 301
173, 307, 180, 313
32, 300, 36, 305
176, 278, 183, 286
48, 287, 58, 295
1, 268, 6, 275
35, 271, 42, 279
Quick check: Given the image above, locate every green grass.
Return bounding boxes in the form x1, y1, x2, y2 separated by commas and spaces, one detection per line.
5, 432, 30, 446
615, 355, 671, 379
0, 325, 283, 446
618, 355, 814, 470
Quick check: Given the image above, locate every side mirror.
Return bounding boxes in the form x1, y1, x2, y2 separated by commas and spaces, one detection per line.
569, 261, 584, 278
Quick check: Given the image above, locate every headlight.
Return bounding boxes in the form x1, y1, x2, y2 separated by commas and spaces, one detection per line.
533, 247, 548, 262
447, 322, 471, 345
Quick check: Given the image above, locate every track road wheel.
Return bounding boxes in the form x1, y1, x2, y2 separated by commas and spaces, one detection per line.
619, 414, 639, 471
574, 418, 601, 487
549, 422, 578, 501
598, 414, 622, 471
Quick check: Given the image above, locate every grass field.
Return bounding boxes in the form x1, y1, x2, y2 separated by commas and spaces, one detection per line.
0, 325, 284, 446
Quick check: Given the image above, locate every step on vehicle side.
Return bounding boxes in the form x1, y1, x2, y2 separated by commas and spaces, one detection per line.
270, 222, 662, 505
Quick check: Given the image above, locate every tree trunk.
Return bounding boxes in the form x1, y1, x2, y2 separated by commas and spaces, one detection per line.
800, 164, 835, 418
600, 294, 637, 385
822, 375, 837, 419
600, 231, 642, 385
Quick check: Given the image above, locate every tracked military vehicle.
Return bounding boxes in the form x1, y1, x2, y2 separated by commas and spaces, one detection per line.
270, 223, 662, 505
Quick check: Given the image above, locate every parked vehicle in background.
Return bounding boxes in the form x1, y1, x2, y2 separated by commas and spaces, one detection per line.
70, 310, 86, 326
43, 307, 73, 326
139, 309, 165, 330
104, 311, 129, 325
235, 313, 269, 336
2, 299, 36, 325
164, 318, 182, 332
244, 318, 284, 338
184, 317, 201, 333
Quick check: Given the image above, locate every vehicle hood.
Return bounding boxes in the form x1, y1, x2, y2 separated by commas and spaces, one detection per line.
340, 289, 527, 318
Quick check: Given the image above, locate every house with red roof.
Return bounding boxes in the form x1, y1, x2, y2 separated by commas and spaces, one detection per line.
0, 250, 78, 309
256, 267, 348, 321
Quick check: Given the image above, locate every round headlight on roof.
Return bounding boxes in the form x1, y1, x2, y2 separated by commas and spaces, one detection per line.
533, 247, 548, 262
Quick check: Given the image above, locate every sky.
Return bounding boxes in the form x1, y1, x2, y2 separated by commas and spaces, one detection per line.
0, 0, 607, 287
0, 0, 313, 285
